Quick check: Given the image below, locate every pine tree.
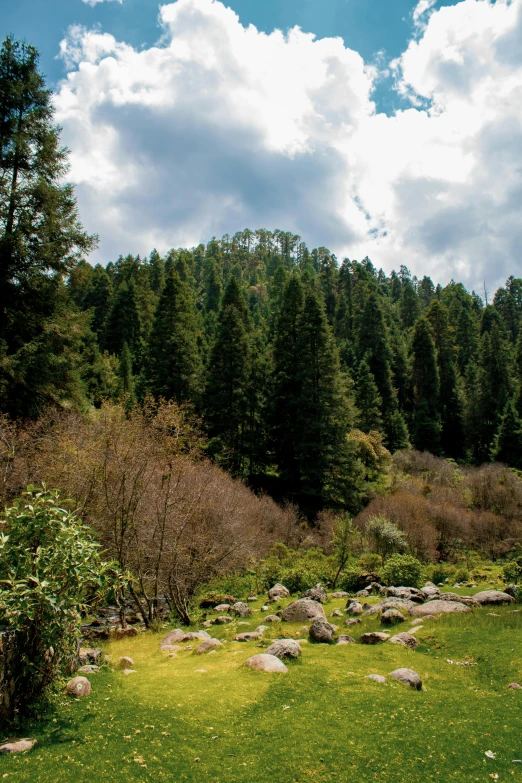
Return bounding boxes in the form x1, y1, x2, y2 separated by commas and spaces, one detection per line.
400, 281, 421, 328
355, 356, 382, 433
104, 280, 142, 366
411, 317, 441, 452
118, 342, 135, 405
474, 325, 513, 462
492, 400, 522, 468
356, 291, 396, 416
204, 261, 223, 313
148, 249, 164, 296
514, 324, 522, 418
83, 264, 113, 342
145, 268, 202, 404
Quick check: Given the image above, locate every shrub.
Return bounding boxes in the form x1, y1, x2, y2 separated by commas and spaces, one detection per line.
336, 567, 366, 593
0, 486, 122, 715
424, 563, 450, 584
453, 567, 470, 583
503, 558, 522, 584
365, 516, 408, 560
381, 554, 423, 588
358, 553, 383, 572
261, 546, 333, 593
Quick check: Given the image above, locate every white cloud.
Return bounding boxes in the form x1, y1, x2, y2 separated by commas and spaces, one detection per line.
55, 0, 522, 291
82, 0, 122, 7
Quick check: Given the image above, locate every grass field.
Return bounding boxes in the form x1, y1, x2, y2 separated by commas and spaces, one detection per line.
2, 590, 522, 783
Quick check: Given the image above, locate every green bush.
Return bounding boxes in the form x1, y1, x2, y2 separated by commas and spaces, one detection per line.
337, 568, 366, 593
261, 546, 333, 593
357, 553, 383, 572
453, 567, 469, 584
503, 558, 522, 584
0, 486, 123, 715
381, 554, 423, 588
425, 563, 451, 585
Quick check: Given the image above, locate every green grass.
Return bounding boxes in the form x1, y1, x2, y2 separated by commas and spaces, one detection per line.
2, 594, 522, 783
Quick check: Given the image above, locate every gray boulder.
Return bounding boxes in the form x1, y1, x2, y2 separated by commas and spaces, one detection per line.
244, 654, 288, 673
66, 676, 91, 697
264, 614, 281, 623
389, 667, 422, 690
389, 632, 420, 650
195, 638, 223, 654
309, 618, 335, 643
265, 639, 302, 659
411, 600, 470, 617
355, 589, 370, 598
385, 586, 424, 603
118, 656, 134, 669
345, 617, 361, 626
79, 647, 102, 666
329, 591, 350, 598
420, 585, 440, 599
336, 635, 356, 645
346, 601, 364, 615
281, 598, 326, 623
213, 616, 233, 625
0, 739, 37, 754
78, 664, 99, 673
381, 609, 406, 625
366, 674, 386, 683
161, 629, 186, 645
268, 583, 290, 600
473, 590, 515, 605
214, 604, 231, 612
230, 602, 252, 618
234, 631, 262, 642
508, 682, 522, 690
301, 584, 328, 604
361, 632, 390, 644
365, 598, 416, 616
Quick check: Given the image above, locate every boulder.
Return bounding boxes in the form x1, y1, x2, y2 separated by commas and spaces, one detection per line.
161, 629, 186, 645
111, 626, 139, 640
268, 583, 291, 600
364, 598, 416, 616
244, 654, 288, 673
366, 674, 386, 683
265, 639, 302, 659
331, 609, 343, 617
78, 664, 100, 673
420, 585, 440, 599
355, 589, 370, 598
301, 584, 328, 603
309, 618, 335, 643
230, 602, 252, 618
410, 617, 429, 626
234, 632, 262, 642
430, 592, 479, 607
160, 644, 181, 653
247, 596, 258, 602
122, 668, 136, 675
507, 682, 522, 690
329, 591, 350, 598
183, 631, 211, 641
0, 739, 37, 754
118, 656, 134, 669
389, 667, 422, 690
473, 590, 515, 606
213, 616, 233, 625
361, 632, 390, 645
66, 676, 91, 697
264, 615, 282, 623
214, 604, 231, 612
389, 632, 420, 650
346, 601, 364, 616
385, 586, 425, 603
381, 609, 406, 626
504, 584, 519, 598
345, 618, 361, 626
336, 635, 356, 645
411, 600, 470, 617
78, 647, 102, 666
195, 638, 223, 654
281, 598, 326, 623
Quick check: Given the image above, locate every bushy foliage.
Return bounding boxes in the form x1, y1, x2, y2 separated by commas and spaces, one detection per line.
453, 567, 470, 583
336, 567, 366, 593
365, 515, 407, 560
503, 557, 522, 584
381, 554, 423, 587
0, 487, 122, 713
357, 553, 383, 572
261, 545, 333, 594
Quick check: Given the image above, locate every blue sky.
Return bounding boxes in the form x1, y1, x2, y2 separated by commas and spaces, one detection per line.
2, 0, 522, 290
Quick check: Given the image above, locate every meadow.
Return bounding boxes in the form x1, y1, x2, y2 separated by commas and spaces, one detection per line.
2, 588, 522, 783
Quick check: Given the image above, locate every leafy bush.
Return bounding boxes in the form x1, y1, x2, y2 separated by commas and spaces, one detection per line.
503, 558, 522, 584
365, 516, 407, 560
336, 567, 366, 593
357, 553, 383, 572
425, 563, 452, 584
0, 487, 123, 714
453, 567, 469, 583
381, 554, 423, 588
261, 545, 333, 593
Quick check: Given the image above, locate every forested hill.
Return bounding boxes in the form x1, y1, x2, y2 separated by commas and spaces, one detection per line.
4, 223, 522, 514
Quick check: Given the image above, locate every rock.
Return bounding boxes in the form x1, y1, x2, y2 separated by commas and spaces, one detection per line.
268, 583, 291, 600
385, 586, 425, 603
389, 667, 422, 690
160, 644, 181, 653
200, 594, 237, 609
504, 584, 519, 598
346, 601, 364, 616
195, 638, 223, 654
345, 618, 362, 626
230, 602, 252, 618
336, 635, 356, 645
507, 682, 522, 690
389, 632, 420, 650
78, 664, 100, 673
381, 609, 406, 625
329, 591, 350, 598
281, 598, 326, 623
234, 632, 262, 642
213, 616, 233, 625
366, 674, 386, 683
184, 631, 212, 641
123, 669, 136, 675
202, 620, 213, 627
265, 639, 302, 659
355, 589, 370, 598
0, 739, 37, 754
260, 605, 270, 612
360, 632, 390, 645
247, 596, 258, 602
244, 654, 288, 673
111, 626, 139, 640
410, 617, 430, 626
331, 609, 343, 617
411, 600, 470, 617
430, 592, 479, 607
368, 582, 384, 594
301, 584, 328, 603
214, 604, 231, 612
66, 676, 92, 697
309, 618, 335, 643
420, 585, 440, 599
161, 629, 186, 645
118, 656, 134, 669
264, 614, 281, 623
364, 598, 417, 616
473, 590, 515, 605
78, 647, 102, 666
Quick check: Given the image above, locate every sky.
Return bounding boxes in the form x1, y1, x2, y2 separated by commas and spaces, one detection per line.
3, 0, 522, 291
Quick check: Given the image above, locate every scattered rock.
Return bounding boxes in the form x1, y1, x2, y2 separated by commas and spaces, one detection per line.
268, 583, 291, 600
78, 664, 99, 673
431, 592, 479, 607
385, 586, 425, 603
309, 618, 335, 643
331, 609, 343, 617
123, 669, 136, 675
381, 609, 406, 626
195, 639, 223, 654
78, 647, 102, 666
264, 614, 281, 623
234, 632, 262, 642
360, 632, 390, 645
329, 591, 350, 599
160, 644, 181, 652
244, 653, 288, 672
473, 590, 515, 605
365, 598, 416, 616
420, 585, 440, 599
118, 656, 134, 669
213, 616, 233, 625
230, 602, 252, 618
111, 626, 139, 640
336, 635, 356, 645
247, 596, 258, 602
265, 639, 302, 659
161, 629, 186, 645
66, 676, 92, 697
389, 667, 422, 690
355, 589, 370, 598
185, 631, 212, 641
504, 584, 519, 598
345, 618, 362, 626
366, 674, 386, 683
0, 739, 37, 754
411, 600, 471, 616
301, 584, 328, 603
346, 601, 364, 616
389, 632, 420, 650
260, 605, 270, 612
214, 604, 231, 612
410, 617, 431, 626
281, 598, 326, 623
508, 682, 522, 690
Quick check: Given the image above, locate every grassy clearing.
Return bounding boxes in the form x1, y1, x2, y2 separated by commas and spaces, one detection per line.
2, 594, 522, 783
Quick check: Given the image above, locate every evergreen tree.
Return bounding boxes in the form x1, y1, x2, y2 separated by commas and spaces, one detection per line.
204, 260, 222, 313
83, 264, 113, 342
104, 280, 142, 365
355, 356, 382, 433
474, 325, 513, 462
411, 317, 441, 452
148, 249, 164, 296
145, 268, 202, 404
400, 281, 421, 328
514, 324, 522, 418
118, 342, 135, 404
492, 400, 522, 468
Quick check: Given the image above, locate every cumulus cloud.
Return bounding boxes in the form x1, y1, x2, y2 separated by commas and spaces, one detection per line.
55, 0, 522, 291
82, 0, 122, 7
